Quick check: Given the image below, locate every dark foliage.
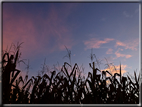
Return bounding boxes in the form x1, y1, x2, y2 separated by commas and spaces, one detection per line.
2, 45, 140, 104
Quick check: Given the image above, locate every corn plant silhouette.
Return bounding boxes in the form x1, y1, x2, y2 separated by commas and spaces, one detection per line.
2, 43, 140, 104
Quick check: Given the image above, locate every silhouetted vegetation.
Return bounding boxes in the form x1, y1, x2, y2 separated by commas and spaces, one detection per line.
2, 43, 140, 104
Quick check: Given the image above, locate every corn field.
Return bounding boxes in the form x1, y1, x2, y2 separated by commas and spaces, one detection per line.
2, 44, 140, 104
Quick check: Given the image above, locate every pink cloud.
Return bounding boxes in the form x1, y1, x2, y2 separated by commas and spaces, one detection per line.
103, 64, 127, 77
115, 39, 139, 50
106, 48, 113, 54
115, 48, 132, 59
84, 38, 114, 50
3, 4, 75, 59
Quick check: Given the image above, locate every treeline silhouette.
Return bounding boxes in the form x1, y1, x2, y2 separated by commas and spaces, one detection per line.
2, 43, 140, 104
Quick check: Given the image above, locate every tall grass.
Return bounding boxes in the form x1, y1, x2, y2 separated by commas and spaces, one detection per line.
2, 44, 140, 104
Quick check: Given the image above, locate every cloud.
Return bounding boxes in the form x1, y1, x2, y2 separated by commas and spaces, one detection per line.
103, 64, 127, 77
115, 39, 139, 51
115, 41, 125, 47
84, 38, 114, 50
3, 4, 76, 58
123, 11, 133, 18
135, 8, 139, 13
106, 48, 113, 54
101, 18, 106, 21
115, 48, 132, 59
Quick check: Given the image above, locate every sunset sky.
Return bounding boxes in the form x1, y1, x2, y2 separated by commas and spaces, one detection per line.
2, 2, 140, 79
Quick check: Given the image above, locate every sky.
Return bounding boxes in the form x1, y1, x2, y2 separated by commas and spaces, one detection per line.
2, 2, 140, 79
